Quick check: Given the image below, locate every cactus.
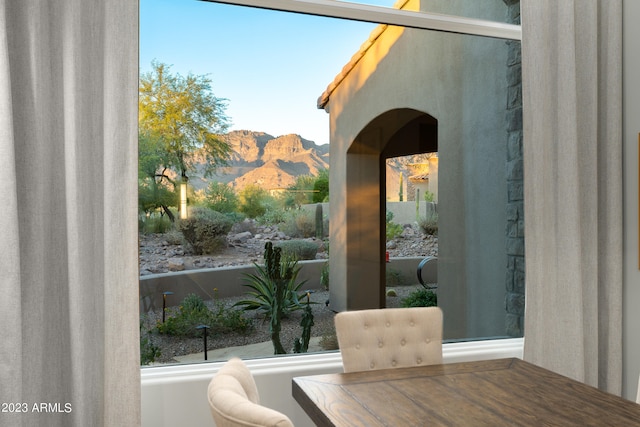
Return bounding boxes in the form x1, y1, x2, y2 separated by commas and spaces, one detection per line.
236, 241, 307, 355
315, 203, 324, 239
294, 293, 315, 353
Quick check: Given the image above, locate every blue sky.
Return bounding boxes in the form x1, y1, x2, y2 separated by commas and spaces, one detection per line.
140, 0, 397, 146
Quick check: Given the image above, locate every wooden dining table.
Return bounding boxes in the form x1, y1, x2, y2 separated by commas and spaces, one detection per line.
292, 358, 640, 426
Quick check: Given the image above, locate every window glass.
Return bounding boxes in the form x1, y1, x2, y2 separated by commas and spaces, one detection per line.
139, 0, 521, 367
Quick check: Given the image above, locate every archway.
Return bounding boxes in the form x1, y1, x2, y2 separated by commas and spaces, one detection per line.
329, 108, 437, 312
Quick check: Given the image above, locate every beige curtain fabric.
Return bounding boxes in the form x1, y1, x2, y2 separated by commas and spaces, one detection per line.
0, 1, 140, 426
521, 0, 623, 393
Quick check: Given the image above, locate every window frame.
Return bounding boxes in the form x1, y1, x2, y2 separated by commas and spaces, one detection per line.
141, 0, 523, 369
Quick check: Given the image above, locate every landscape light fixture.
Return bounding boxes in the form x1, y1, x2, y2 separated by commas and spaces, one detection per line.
162, 291, 174, 323
196, 325, 210, 361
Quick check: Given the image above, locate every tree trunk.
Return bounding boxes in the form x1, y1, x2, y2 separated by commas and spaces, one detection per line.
161, 204, 175, 222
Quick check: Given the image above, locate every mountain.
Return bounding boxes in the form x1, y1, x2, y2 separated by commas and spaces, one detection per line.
187, 130, 432, 200
189, 131, 330, 192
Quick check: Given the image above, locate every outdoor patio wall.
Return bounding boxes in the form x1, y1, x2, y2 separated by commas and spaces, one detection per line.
139, 256, 436, 313
302, 201, 436, 226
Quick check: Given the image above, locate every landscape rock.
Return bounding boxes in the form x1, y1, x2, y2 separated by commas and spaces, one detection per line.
167, 258, 185, 271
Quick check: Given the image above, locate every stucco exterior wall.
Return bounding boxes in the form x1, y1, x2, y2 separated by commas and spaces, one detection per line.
325, 0, 510, 339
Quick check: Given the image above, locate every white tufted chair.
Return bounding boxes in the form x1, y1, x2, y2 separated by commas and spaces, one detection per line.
207, 357, 294, 427
334, 307, 443, 373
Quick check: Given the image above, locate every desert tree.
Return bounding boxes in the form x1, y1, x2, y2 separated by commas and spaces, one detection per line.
139, 60, 232, 186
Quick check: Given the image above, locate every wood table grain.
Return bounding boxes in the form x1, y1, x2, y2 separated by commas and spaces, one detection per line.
292, 358, 640, 426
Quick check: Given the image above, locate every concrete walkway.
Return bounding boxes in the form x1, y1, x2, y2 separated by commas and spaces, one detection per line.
173, 337, 325, 363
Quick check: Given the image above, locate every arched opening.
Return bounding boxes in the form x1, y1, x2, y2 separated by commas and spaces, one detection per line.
331, 108, 437, 311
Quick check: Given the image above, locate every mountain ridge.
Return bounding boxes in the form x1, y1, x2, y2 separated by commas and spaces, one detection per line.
189, 130, 329, 192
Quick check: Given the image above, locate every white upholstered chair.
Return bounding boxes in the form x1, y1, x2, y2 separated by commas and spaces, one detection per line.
207, 357, 294, 427
334, 306, 443, 373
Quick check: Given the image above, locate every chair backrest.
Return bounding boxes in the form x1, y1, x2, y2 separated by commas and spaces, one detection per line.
334, 306, 443, 373
207, 357, 294, 427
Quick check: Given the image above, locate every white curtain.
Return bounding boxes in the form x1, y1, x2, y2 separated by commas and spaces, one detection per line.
521, 1, 623, 393
0, 1, 140, 426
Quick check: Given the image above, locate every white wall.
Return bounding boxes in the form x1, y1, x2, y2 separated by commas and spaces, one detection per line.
622, 0, 640, 401
141, 338, 523, 426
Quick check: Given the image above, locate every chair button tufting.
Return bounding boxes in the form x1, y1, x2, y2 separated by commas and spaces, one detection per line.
386, 321, 391, 327
400, 339, 406, 346
416, 358, 422, 364
391, 360, 397, 367
355, 344, 360, 350
370, 362, 375, 369
378, 341, 384, 348
425, 338, 431, 344
410, 321, 415, 327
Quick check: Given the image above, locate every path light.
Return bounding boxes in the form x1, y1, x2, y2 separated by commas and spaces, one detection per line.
196, 325, 210, 361
162, 291, 174, 323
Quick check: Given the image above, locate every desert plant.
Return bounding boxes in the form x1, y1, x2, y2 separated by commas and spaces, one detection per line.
140, 320, 161, 365
157, 293, 252, 338
312, 169, 329, 203
274, 239, 318, 260
401, 288, 438, 308
386, 210, 403, 241
418, 211, 439, 236
140, 215, 173, 234
319, 332, 339, 351
235, 242, 307, 354
176, 207, 233, 255
239, 184, 273, 218
204, 181, 239, 213
280, 209, 315, 237
315, 203, 323, 239
385, 268, 404, 286
424, 190, 435, 202
294, 293, 315, 353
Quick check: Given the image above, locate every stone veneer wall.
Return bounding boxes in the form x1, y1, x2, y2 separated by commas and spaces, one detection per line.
504, 0, 524, 337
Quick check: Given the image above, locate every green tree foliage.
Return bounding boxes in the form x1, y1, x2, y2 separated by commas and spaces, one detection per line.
239, 184, 272, 218
284, 175, 316, 209
205, 181, 239, 213
139, 60, 232, 183
312, 168, 329, 203
138, 133, 178, 220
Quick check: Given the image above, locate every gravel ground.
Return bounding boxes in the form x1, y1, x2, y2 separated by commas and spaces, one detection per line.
139, 222, 437, 364
141, 284, 425, 364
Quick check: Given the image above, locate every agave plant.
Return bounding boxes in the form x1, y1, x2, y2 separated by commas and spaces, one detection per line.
234, 242, 307, 354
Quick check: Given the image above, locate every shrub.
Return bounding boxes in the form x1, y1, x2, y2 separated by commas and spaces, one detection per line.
140, 320, 161, 365
275, 239, 318, 260
280, 209, 315, 238
386, 210, 404, 241
401, 288, 438, 308
176, 207, 233, 255
258, 207, 288, 226
319, 332, 339, 351
418, 211, 439, 236
239, 184, 273, 218
140, 215, 173, 234
204, 181, 239, 213
158, 293, 252, 338
164, 228, 184, 245
385, 268, 404, 286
